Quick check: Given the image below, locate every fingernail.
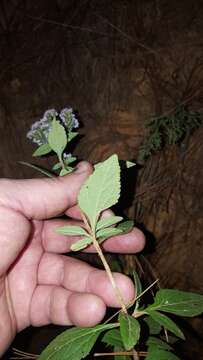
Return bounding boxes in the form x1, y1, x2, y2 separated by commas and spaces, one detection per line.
101, 209, 114, 219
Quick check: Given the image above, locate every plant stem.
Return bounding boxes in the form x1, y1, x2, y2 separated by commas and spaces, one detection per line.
92, 232, 127, 313
132, 279, 159, 317
59, 154, 65, 170
94, 351, 148, 357
81, 213, 127, 313
11, 348, 37, 359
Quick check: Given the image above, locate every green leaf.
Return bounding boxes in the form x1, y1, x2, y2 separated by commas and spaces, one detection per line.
126, 160, 136, 168
117, 220, 134, 234
33, 143, 52, 157
102, 330, 131, 360
119, 312, 140, 351
48, 119, 67, 158
59, 167, 73, 176
165, 335, 179, 344
146, 336, 172, 351
147, 289, 203, 317
64, 156, 77, 165
146, 347, 180, 360
133, 271, 142, 310
78, 154, 121, 231
147, 311, 185, 340
71, 237, 93, 251
96, 227, 123, 239
38, 323, 118, 360
68, 132, 78, 142
56, 225, 89, 237
52, 162, 62, 171
97, 229, 124, 244
102, 329, 123, 348
144, 316, 162, 335
96, 216, 123, 231
18, 161, 54, 178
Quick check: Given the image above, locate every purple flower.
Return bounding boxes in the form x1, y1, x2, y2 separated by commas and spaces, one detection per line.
27, 106, 79, 146
59, 108, 79, 131
43, 109, 58, 122
63, 152, 72, 159
26, 111, 55, 145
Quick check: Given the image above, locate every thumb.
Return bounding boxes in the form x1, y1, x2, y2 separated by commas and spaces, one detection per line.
0, 161, 92, 220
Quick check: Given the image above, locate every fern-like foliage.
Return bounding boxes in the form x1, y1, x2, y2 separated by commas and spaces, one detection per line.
138, 106, 203, 161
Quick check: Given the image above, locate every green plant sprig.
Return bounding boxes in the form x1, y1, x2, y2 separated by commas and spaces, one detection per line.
18, 110, 203, 360
24, 109, 79, 177
138, 106, 203, 161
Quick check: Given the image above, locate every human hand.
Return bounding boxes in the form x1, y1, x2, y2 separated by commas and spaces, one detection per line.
0, 162, 145, 356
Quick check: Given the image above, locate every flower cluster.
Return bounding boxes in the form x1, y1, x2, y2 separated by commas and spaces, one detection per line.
59, 107, 79, 131
27, 107, 79, 146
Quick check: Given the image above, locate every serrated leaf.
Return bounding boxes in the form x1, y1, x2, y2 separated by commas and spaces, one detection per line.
18, 161, 54, 177
78, 154, 121, 231
48, 119, 67, 157
144, 316, 162, 335
102, 329, 123, 348
146, 347, 180, 360
133, 271, 142, 310
117, 220, 134, 234
38, 323, 118, 360
71, 237, 93, 251
147, 289, 203, 317
119, 312, 140, 351
147, 311, 185, 340
146, 336, 172, 351
56, 225, 89, 237
33, 143, 52, 157
96, 216, 123, 231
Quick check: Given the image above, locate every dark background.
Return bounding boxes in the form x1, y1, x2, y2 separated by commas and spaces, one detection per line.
0, 1, 203, 359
